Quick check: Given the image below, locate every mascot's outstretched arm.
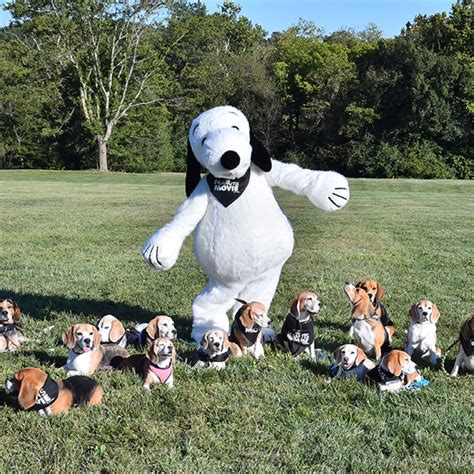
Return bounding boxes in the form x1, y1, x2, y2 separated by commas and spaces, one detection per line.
142, 177, 209, 271
267, 159, 349, 212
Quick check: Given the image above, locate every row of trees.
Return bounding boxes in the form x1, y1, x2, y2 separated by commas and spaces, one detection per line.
1, 0, 472, 178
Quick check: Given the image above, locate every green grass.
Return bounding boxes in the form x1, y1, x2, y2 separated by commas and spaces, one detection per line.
0, 170, 473, 473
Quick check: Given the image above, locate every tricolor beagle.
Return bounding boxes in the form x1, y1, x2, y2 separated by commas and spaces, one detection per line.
96, 315, 127, 348
344, 284, 392, 360
355, 280, 395, 340
112, 337, 176, 392
125, 315, 177, 349
367, 350, 422, 393
0, 298, 27, 352
62, 323, 129, 376
276, 291, 322, 359
333, 344, 375, 380
406, 300, 441, 365
5, 367, 102, 415
450, 315, 474, 377
192, 329, 242, 370
229, 300, 270, 359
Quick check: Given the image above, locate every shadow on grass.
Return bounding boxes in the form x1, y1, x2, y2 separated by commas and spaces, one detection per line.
0, 288, 193, 338
21, 350, 67, 368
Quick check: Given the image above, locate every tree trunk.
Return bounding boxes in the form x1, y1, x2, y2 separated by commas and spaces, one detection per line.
97, 136, 108, 172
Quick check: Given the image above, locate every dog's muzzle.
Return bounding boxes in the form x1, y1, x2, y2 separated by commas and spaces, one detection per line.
220, 150, 240, 170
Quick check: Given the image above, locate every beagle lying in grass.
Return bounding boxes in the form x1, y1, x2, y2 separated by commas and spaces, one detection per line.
0, 298, 27, 352
355, 280, 395, 337
62, 323, 129, 376
344, 284, 392, 360
406, 300, 441, 365
192, 329, 242, 370
96, 315, 127, 348
276, 291, 322, 358
112, 337, 175, 392
333, 344, 375, 380
125, 315, 177, 349
450, 315, 474, 377
229, 300, 270, 359
5, 367, 102, 415
367, 350, 422, 393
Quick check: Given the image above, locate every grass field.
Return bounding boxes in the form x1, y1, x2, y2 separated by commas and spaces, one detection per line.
0, 170, 473, 473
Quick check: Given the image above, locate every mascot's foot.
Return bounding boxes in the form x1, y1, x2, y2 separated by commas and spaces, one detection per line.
261, 327, 276, 344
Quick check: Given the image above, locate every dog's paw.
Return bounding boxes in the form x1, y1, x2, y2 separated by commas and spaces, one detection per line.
308, 171, 349, 212
141, 229, 182, 272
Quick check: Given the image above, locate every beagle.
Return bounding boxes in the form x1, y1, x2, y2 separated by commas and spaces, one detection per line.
125, 315, 177, 348
0, 298, 27, 352
333, 344, 375, 380
112, 337, 175, 392
62, 323, 129, 375
96, 315, 127, 348
344, 284, 392, 360
229, 300, 270, 359
192, 329, 242, 370
367, 350, 422, 393
355, 280, 395, 339
406, 300, 441, 365
450, 315, 474, 377
276, 291, 322, 358
5, 367, 102, 415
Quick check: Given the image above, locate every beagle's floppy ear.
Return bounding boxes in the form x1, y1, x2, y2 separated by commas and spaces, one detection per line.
16, 370, 43, 410
385, 352, 403, 377
109, 318, 125, 343
92, 326, 101, 348
290, 296, 301, 319
10, 300, 21, 323
460, 316, 474, 340
375, 283, 385, 302
200, 332, 210, 349
172, 344, 177, 364
146, 317, 159, 341
222, 332, 230, 350
250, 131, 272, 172
62, 325, 77, 349
238, 305, 255, 330
431, 304, 440, 324
409, 304, 419, 322
356, 348, 366, 366
334, 347, 341, 364
186, 139, 202, 197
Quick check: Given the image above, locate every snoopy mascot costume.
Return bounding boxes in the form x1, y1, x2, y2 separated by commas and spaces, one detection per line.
142, 106, 349, 342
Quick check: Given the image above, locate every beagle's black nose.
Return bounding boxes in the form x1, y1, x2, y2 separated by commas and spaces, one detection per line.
83, 338, 91, 344
220, 150, 240, 170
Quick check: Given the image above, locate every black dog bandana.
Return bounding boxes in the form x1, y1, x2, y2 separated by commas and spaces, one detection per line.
192, 348, 231, 366
207, 167, 251, 207
29, 375, 59, 414
367, 365, 404, 385
460, 333, 474, 357
230, 315, 261, 346
281, 314, 315, 357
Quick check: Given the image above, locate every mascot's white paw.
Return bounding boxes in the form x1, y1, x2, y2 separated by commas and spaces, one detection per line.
307, 171, 349, 212
142, 228, 182, 272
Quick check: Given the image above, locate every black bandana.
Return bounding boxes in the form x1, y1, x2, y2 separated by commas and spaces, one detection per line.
192, 348, 231, 366
281, 314, 315, 356
460, 333, 474, 357
0, 323, 18, 335
207, 168, 251, 207
29, 375, 59, 412
367, 365, 404, 385
230, 315, 261, 346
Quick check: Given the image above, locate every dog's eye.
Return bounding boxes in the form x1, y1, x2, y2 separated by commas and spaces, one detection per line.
232, 125, 239, 130
201, 137, 207, 145
104, 326, 110, 329
76, 332, 82, 336
163, 323, 168, 327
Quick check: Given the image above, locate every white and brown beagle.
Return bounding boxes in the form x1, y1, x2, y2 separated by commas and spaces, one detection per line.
5, 367, 103, 415
276, 291, 322, 359
229, 300, 270, 359
450, 315, 474, 377
367, 350, 422, 393
126, 315, 177, 348
344, 284, 392, 360
96, 314, 127, 348
0, 298, 27, 352
406, 300, 441, 365
113, 337, 176, 392
333, 344, 375, 380
192, 329, 242, 370
62, 323, 129, 376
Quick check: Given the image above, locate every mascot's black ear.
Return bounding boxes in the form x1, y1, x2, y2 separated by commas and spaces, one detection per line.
186, 139, 202, 197
250, 131, 272, 172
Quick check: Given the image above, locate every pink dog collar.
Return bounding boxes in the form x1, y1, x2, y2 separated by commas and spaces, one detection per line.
149, 363, 172, 383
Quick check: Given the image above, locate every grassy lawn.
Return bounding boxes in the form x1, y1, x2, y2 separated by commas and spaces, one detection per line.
0, 170, 473, 472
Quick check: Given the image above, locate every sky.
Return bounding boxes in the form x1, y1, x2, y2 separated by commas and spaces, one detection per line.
0, 0, 456, 37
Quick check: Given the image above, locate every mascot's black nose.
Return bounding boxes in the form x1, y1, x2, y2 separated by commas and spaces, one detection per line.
220, 151, 240, 170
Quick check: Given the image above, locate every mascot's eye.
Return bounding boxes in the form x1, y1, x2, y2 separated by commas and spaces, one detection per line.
232, 125, 239, 130
201, 137, 207, 145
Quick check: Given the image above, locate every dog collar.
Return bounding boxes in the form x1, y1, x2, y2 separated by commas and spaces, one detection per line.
28, 375, 59, 415
367, 364, 404, 385
460, 333, 474, 357
207, 167, 251, 208
281, 313, 315, 356
149, 361, 173, 384
0, 323, 18, 335
195, 348, 231, 364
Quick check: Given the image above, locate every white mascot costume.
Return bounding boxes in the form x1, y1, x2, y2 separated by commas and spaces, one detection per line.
142, 106, 349, 342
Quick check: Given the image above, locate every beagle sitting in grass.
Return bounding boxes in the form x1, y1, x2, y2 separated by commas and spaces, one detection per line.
5, 367, 103, 415
0, 298, 28, 352
344, 284, 392, 360
276, 291, 322, 359
450, 315, 474, 377
229, 300, 270, 359
125, 315, 177, 349
367, 350, 422, 393
355, 280, 395, 337
62, 323, 129, 376
192, 329, 242, 370
112, 337, 175, 392
96, 315, 127, 348
333, 344, 375, 380
406, 300, 442, 365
